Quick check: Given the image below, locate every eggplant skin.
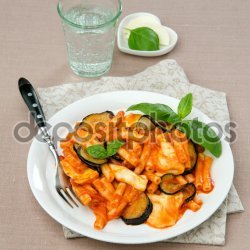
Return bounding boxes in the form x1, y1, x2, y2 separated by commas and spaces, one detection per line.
111, 154, 123, 162
160, 175, 196, 202
159, 174, 184, 195
137, 115, 169, 132
183, 183, 196, 203
82, 111, 114, 124
73, 144, 104, 174
121, 193, 153, 225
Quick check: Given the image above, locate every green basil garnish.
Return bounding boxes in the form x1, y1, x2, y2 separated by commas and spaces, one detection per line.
127, 27, 160, 51
86, 145, 107, 159
86, 140, 125, 159
106, 140, 125, 157
177, 120, 222, 158
127, 93, 222, 158
177, 93, 193, 119
127, 102, 181, 124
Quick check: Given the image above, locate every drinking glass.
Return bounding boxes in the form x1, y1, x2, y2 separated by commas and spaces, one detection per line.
57, 0, 122, 77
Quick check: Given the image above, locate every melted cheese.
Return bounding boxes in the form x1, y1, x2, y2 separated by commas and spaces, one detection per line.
147, 193, 184, 228
145, 142, 185, 174
109, 164, 148, 191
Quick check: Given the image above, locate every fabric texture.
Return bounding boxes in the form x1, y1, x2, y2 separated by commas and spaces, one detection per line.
37, 59, 244, 245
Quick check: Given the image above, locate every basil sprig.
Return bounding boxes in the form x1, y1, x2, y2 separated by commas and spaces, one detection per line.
177, 120, 222, 158
86, 140, 124, 159
177, 93, 193, 119
127, 93, 222, 158
127, 103, 181, 124
127, 27, 160, 51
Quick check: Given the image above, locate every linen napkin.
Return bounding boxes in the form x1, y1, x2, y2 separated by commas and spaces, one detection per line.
37, 59, 243, 245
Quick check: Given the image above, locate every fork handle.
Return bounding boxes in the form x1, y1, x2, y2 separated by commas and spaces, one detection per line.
18, 77, 54, 148
18, 77, 46, 128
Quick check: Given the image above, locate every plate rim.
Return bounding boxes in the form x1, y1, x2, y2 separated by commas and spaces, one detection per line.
27, 90, 234, 244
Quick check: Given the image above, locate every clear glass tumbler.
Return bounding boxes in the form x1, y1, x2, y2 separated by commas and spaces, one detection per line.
57, 0, 122, 77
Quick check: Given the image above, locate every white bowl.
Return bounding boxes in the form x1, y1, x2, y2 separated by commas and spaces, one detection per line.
117, 12, 178, 57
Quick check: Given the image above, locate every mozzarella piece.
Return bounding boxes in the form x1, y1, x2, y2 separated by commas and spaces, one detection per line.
123, 16, 170, 47
126, 15, 161, 33
159, 142, 185, 174
145, 142, 185, 174
109, 164, 148, 191
147, 193, 183, 228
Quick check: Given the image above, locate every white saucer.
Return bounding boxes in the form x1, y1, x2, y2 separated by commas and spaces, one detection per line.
117, 12, 178, 57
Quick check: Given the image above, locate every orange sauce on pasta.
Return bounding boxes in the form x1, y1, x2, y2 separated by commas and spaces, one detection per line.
59, 111, 215, 230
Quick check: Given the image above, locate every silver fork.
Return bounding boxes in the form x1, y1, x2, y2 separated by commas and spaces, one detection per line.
18, 77, 78, 208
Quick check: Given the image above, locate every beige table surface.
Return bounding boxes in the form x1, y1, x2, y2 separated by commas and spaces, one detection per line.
1, 0, 250, 249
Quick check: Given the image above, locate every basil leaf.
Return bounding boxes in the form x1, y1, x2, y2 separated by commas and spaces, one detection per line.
107, 139, 125, 157
86, 140, 125, 159
178, 119, 222, 157
178, 93, 193, 119
86, 145, 107, 159
127, 103, 181, 124
128, 27, 160, 51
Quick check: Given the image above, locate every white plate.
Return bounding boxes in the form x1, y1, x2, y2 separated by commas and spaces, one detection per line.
27, 91, 234, 244
117, 13, 178, 57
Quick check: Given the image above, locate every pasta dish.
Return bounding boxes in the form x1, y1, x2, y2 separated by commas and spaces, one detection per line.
59, 110, 214, 230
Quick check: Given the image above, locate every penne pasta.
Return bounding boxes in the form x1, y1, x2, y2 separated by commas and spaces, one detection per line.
108, 199, 128, 220
171, 130, 189, 164
202, 155, 213, 192
92, 178, 114, 201
94, 214, 107, 230
145, 164, 154, 173
183, 140, 191, 169
61, 160, 99, 184
63, 153, 84, 171
143, 171, 161, 185
187, 200, 201, 212
114, 182, 127, 196
108, 184, 137, 219
193, 194, 203, 205
176, 175, 188, 185
71, 183, 96, 205
195, 153, 205, 190
90, 202, 108, 230
79, 193, 92, 206
134, 141, 151, 174
131, 141, 143, 157
118, 147, 139, 167
101, 164, 115, 182
156, 132, 171, 144
184, 173, 195, 183
80, 183, 98, 196
147, 182, 158, 194
123, 185, 141, 203
100, 177, 115, 193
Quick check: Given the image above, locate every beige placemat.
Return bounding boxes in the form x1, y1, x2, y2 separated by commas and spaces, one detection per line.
38, 59, 243, 245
